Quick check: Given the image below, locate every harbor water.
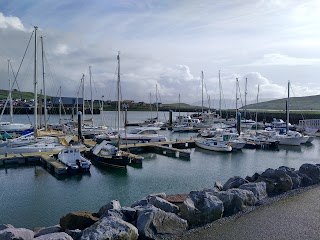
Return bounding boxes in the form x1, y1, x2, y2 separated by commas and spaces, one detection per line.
0, 111, 319, 229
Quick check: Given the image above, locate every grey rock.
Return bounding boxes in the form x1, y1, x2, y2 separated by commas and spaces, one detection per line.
0, 225, 14, 231
0, 227, 34, 240
148, 196, 179, 213
80, 216, 138, 240
136, 207, 188, 239
278, 166, 295, 172
97, 199, 121, 218
34, 232, 73, 240
214, 181, 223, 191
180, 190, 224, 227
296, 172, 313, 187
239, 182, 267, 200
223, 176, 248, 190
65, 229, 82, 240
256, 168, 293, 194
34, 225, 61, 237
245, 172, 260, 183
131, 197, 149, 208
299, 163, 320, 184
210, 188, 256, 216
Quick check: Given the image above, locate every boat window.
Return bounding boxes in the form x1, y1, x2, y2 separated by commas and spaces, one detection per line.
214, 142, 217, 145
64, 150, 68, 153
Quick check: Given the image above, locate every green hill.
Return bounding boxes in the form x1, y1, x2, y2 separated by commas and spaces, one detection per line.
0, 89, 34, 100
244, 95, 320, 111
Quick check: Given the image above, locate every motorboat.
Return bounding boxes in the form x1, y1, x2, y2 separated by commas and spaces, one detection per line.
56, 147, 91, 172
90, 140, 130, 168
195, 138, 232, 152
109, 127, 167, 144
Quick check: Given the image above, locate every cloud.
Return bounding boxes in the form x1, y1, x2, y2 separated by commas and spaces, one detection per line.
0, 12, 26, 31
248, 53, 320, 66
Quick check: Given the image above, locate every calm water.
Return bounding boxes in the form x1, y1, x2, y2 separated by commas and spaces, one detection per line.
0, 111, 320, 229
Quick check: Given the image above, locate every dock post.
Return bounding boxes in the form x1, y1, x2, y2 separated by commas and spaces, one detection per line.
169, 110, 173, 128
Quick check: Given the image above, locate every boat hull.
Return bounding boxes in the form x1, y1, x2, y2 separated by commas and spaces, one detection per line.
195, 139, 232, 152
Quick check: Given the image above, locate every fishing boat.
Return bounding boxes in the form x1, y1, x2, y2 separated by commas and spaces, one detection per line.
55, 147, 91, 172
195, 138, 232, 152
90, 52, 130, 168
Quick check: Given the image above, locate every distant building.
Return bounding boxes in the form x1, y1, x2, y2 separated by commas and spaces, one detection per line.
51, 97, 83, 107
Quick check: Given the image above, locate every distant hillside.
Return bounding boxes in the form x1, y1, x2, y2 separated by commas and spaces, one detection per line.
244, 95, 320, 110
0, 89, 34, 100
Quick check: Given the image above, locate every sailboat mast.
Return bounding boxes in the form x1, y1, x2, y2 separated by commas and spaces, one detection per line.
156, 84, 159, 120
82, 73, 85, 125
8, 60, 13, 123
179, 93, 181, 118
40, 36, 47, 130
219, 70, 222, 118
89, 66, 93, 126
59, 86, 62, 124
117, 52, 121, 134
287, 81, 290, 133
256, 85, 260, 131
244, 78, 247, 120
33, 26, 38, 130
235, 78, 238, 114
201, 71, 204, 114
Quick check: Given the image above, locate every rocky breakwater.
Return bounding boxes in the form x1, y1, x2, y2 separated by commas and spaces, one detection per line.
1, 163, 320, 240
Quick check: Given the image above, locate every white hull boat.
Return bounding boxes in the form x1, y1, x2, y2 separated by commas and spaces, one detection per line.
195, 138, 232, 152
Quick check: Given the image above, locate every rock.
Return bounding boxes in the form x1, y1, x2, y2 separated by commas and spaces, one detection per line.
299, 163, 320, 184
245, 172, 260, 183
147, 192, 166, 198
60, 211, 99, 230
97, 199, 121, 218
148, 196, 179, 213
80, 216, 138, 240
120, 207, 137, 223
278, 166, 295, 172
223, 176, 248, 190
296, 172, 313, 187
136, 207, 188, 239
214, 181, 223, 191
256, 168, 293, 194
34, 225, 61, 237
131, 197, 149, 208
239, 182, 267, 200
34, 232, 73, 240
0, 224, 14, 231
65, 229, 82, 240
210, 188, 256, 216
0, 227, 34, 240
179, 190, 224, 227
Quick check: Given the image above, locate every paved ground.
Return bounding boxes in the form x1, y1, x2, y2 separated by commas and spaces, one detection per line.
167, 186, 320, 240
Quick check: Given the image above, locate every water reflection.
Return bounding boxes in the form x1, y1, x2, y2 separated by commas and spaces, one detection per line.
93, 165, 128, 177
278, 145, 302, 152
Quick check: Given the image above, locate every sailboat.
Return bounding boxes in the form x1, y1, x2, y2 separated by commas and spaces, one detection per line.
90, 52, 130, 168
0, 60, 32, 134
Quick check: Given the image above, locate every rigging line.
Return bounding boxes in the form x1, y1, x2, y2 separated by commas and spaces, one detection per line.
11, 30, 35, 90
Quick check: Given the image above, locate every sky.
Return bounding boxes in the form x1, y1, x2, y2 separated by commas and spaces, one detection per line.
0, 0, 320, 108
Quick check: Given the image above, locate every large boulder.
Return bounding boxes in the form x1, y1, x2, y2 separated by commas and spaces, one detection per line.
97, 200, 121, 218
239, 182, 267, 200
148, 196, 179, 213
209, 188, 256, 216
80, 216, 138, 240
299, 164, 320, 184
223, 176, 248, 190
179, 190, 224, 227
107, 207, 137, 224
60, 211, 99, 230
0, 227, 34, 240
34, 232, 73, 240
256, 168, 293, 194
65, 229, 82, 240
34, 225, 61, 238
136, 207, 188, 239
